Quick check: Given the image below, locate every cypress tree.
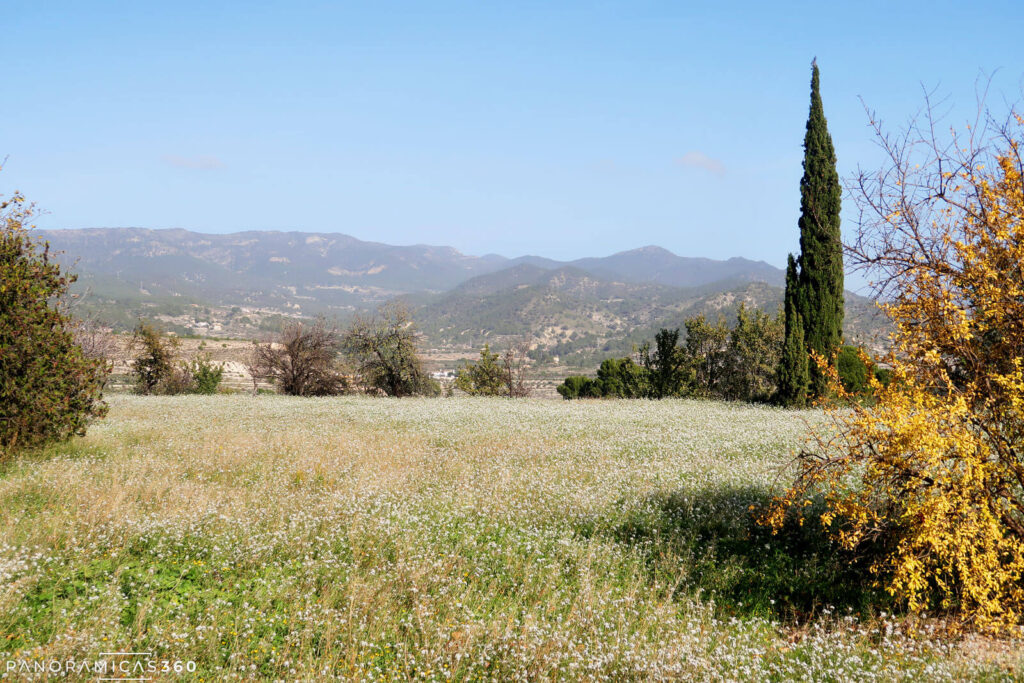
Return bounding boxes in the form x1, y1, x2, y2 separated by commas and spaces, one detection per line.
777, 254, 809, 406
796, 60, 844, 397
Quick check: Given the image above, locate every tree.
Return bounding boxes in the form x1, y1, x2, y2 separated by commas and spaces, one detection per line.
722, 303, 783, 402
776, 254, 810, 406
130, 321, 179, 394
343, 303, 437, 397
766, 103, 1024, 630
796, 60, 844, 398
596, 357, 650, 398
682, 316, 729, 397
0, 192, 108, 457
500, 341, 532, 398
455, 344, 505, 396
556, 375, 602, 400
641, 328, 690, 399
251, 317, 349, 396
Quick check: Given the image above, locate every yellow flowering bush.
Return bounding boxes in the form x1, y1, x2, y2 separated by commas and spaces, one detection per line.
767, 111, 1024, 631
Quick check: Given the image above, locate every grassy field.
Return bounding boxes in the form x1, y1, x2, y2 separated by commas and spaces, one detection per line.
0, 396, 1019, 680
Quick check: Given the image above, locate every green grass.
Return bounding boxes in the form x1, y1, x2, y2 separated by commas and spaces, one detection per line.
0, 396, 1018, 680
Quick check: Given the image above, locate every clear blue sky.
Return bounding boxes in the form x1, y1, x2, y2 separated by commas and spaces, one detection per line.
5, 1, 1022, 284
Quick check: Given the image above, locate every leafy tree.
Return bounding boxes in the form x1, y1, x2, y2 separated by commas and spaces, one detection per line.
796, 60, 844, 397
251, 317, 349, 396
455, 344, 505, 396
0, 193, 108, 457
556, 375, 602, 400
766, 106, 1024, 630
722, 303, 783, 402
130, 321, 179, 394
343, 303, 437, 397
682, 316, 729, 397
640, 328, 690, 399
776, 255, 810, 406
595, 357, 649, 398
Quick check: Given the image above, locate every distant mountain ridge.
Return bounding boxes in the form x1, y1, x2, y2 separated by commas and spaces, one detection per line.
38, 228, 785, 311
38, 227, 887, 364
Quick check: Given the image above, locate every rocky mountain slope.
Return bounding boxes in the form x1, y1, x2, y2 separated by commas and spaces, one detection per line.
38, 227, 885, 365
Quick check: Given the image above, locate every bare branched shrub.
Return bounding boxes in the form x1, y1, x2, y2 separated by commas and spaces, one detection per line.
501, 340, 532, 398
251, 318, 349, 396
68, 315, 118, 365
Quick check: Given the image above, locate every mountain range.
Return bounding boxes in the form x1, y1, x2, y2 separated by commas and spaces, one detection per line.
38, 227, 885, 365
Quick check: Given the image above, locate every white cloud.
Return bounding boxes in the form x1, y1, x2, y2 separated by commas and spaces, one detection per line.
162, 154, 225, 170
676, 151, 725, 176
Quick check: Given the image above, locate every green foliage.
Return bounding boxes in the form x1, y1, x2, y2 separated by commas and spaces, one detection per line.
722, 304, 783, 402
0, 195, 108, 457
595, 357, 650, 398
682, 316, 729, 397
187, 354, 224, 395
641, 328, 690, 399
455, 345, 506, 396
560, 309, 785, 404
776, 255, 810, 407
836, 346, 873, 395
556, 375, 603, 400
796, 61, 844, 398
344, 303, 435, 397
130, 321, 180, 394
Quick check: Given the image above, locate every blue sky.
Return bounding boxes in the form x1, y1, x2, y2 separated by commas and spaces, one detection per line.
5, 1, 1022, 284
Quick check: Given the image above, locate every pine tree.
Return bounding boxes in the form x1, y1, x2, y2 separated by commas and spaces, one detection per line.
796, 60, 844, 397
777, 254, 809, 406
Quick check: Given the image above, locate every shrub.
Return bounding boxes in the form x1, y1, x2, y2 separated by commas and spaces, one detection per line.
251, 318, 349, 396
130, 321, 179, 394
456, 342, 532, 397
767, 107, 1024, 631
0, 193, 108, 457
187, 354, 224, 395
836, 345, 872, 395
455, 345, 505, 396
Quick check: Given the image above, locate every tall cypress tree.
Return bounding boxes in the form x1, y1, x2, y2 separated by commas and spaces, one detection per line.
777, 254, 809, 406
796, 60, 844, 397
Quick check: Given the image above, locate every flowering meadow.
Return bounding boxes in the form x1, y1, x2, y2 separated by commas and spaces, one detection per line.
0, 396, 1019, 680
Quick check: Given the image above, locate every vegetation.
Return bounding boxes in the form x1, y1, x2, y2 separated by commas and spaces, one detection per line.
722, 305, 784, 402
343, 303, 438, 397
558, 308, 783, 403
768, 107, 1024, 631
0, 395, 1014, 679
130, 321, 180, 394
780, 60, 845, 404
640, 327, 689, 399
131, 321, 227, 395
776, 255, 809, 406
0, 192, 108, 457
251, 318, 349, 396
185, 354, 225, 395
455, 342, 532, 397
